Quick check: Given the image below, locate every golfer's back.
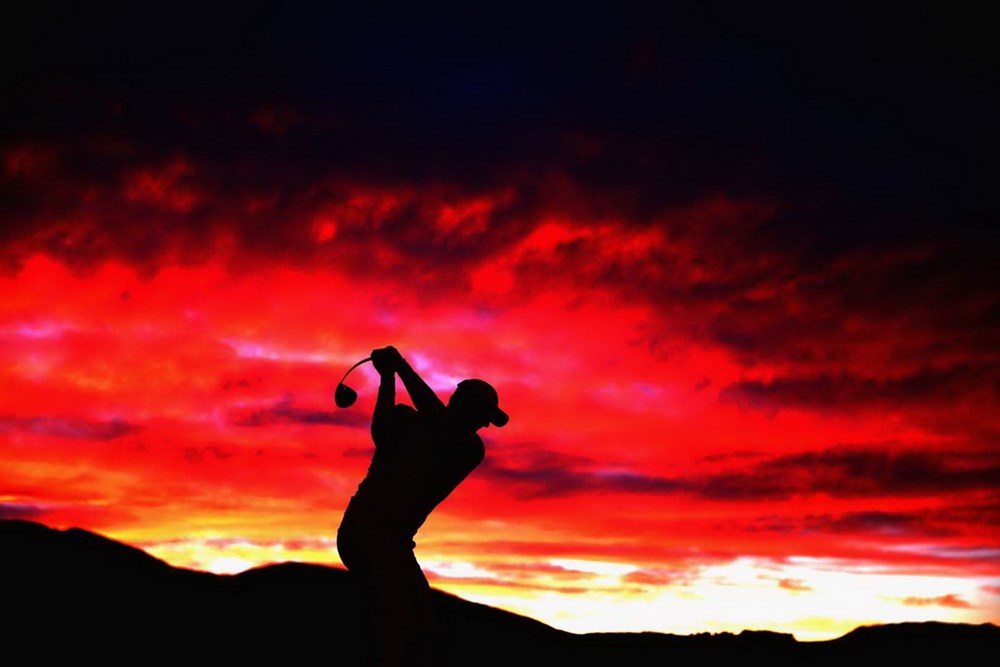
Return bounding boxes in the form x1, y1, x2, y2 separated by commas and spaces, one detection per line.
345, 404, 485, 540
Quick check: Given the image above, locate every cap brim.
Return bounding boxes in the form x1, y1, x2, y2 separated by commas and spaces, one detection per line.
491, 408, 509, 427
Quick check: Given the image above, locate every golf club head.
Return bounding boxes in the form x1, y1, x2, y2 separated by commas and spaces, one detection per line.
334, 356, 372, 408
334, 383, 358, 408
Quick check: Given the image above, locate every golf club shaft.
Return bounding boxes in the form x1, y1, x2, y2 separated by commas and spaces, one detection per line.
338, 356, 372, 386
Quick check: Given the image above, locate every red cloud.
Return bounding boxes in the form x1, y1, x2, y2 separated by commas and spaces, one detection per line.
778, 578, 812, 592
901, 594, 973, 609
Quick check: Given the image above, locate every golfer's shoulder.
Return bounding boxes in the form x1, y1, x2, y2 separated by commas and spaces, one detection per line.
467, 433, 485, 466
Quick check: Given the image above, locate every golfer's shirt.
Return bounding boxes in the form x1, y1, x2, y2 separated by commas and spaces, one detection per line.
344, 404, 485, 542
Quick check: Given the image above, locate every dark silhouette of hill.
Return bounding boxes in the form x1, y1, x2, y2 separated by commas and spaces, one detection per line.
3, 521, 996, 665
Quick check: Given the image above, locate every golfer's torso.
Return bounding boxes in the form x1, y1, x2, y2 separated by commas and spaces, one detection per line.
347, 406, 484, 538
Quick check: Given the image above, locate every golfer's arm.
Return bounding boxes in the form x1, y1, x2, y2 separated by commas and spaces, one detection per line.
370, 371, 396, 447
397, 360, 446, 414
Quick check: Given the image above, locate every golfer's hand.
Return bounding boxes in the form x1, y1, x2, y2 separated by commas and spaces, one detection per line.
371, 346, 403, 376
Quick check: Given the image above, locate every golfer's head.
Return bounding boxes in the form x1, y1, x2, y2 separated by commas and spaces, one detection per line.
448, 379, 509, 430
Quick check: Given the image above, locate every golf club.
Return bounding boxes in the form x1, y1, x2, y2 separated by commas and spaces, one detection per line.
334, 356, 372, 408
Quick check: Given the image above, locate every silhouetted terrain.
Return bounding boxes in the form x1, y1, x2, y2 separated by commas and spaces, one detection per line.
3, 521, 996, 665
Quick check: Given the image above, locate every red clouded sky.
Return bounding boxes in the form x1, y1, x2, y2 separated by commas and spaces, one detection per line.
2, 1, 997, 639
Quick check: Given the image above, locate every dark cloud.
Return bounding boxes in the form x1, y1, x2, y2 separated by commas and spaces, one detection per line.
699, 450, 763, 463
923, 545, 1000, 562
0, 415, 137, 440
476, 448, 681, 499
481, 446, 1000, 501
480, 463, 681, 499
720, 364, 1000, 414
474, 449, 696, 499
806, 511, 956, 538
742, 508, 987, 539
182, 446, 235, 464
702, 252, 1000, 373
696, 448, 1000, 501
0, 502, 46, 521
226, 396, 369, 429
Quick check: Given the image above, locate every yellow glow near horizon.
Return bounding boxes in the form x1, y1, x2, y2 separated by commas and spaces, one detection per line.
435, 556, 997, 641
99, 536, 1000, 641
120, 535, 1000, 641
205, 556, 258, 574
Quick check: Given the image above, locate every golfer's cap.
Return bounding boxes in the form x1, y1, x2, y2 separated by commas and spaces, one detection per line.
457, 379, 509, 428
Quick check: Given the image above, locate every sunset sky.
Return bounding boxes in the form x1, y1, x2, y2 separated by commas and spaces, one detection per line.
2, 2, 997, 640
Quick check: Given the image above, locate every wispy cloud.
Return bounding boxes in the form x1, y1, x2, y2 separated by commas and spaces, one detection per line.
0, 502, 46, 521
226, 396, 369, 429
479, 446, 1000, 501
900, 594, 973, 609
0, 415, 138, 440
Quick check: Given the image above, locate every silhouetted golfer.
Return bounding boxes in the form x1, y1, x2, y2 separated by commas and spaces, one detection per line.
338, 346, 508, 666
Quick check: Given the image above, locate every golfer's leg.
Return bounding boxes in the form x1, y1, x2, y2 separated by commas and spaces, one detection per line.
368, 547, 422, 667
408, 557, 442, 667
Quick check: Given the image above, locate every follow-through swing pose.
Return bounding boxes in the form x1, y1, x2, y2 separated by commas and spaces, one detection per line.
337, 346, 508, 666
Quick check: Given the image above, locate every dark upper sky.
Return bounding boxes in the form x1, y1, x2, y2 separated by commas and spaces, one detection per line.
3, 2, 991, 207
